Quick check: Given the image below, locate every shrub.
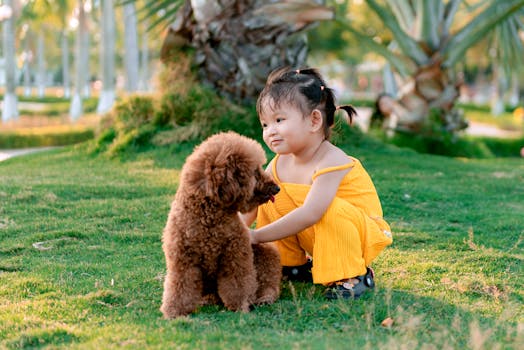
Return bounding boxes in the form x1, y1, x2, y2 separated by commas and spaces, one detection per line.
0, 130, 94, 148
94, 81, 261, 156
388, 131, 496, 158
112, 96, 156, 132
479, 136, 524, 157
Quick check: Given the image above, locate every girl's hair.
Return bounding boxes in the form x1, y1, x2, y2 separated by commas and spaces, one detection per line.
256, 67, 357, 140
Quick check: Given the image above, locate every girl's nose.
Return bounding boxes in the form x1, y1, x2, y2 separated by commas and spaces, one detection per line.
266, 124, 277, 135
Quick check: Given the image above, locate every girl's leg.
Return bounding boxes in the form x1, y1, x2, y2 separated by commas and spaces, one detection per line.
310, 198, 368, 285
274, 233, 312, 266
274, 231, 314, 282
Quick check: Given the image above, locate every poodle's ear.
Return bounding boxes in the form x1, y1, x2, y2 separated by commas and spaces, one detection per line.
204, 157, 242, 206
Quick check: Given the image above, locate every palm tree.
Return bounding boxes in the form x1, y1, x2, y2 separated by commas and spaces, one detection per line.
70, 0, 89, 120
336, 0, 524, 136
97, 0, 116, 114
135, 0, 334, 104
123, 2, 139, 92
44, 0, 73, 98
1, 0, 18, 122
138, 17, 149, 92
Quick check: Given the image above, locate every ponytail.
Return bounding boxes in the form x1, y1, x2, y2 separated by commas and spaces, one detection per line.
336, 105, 357, 125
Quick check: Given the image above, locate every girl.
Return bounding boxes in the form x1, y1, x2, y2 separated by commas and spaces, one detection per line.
242, 67, 392, 299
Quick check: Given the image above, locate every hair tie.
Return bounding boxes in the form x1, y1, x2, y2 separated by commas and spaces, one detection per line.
295, 69, 300, 74
320, 85, 325, 91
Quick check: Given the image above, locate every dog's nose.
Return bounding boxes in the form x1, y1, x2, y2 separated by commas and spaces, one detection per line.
273, 185, 280, 194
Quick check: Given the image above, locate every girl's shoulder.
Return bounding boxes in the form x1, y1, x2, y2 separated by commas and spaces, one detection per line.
318, 143, 355, 169
311, 144, 356, 181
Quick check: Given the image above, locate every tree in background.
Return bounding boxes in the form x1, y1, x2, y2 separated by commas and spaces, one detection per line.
137, 0, 334, 104
44, 0, 74, 98
70, 0, 89, 120
123, 1, 139, 93
1, 0, 18, 122
336, 0, 524, 137
96, 0, 116, 114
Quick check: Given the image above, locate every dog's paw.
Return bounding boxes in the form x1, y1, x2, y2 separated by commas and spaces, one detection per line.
253, 288, 279, 305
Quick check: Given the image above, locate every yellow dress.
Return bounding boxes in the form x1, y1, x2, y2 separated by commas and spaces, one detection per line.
256, 155, 392, 285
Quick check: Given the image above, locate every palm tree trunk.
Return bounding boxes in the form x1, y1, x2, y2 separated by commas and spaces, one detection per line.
82, 17, 90, 98
138, 19, 149, 92
23, 37, 31, 97
508, 75, 519, 107
382, 63, 397, 97
97, 0, 116, 114
490, 62, 505, 116
36, 32, 46, 97
70, 0, 88, 120
62, 30, 71, 98
162, 0, 334, 104
1, 0, 18, 122
123, 3, 139, 93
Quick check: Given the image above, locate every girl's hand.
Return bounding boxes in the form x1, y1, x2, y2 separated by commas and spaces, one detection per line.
249, 229, 259, 245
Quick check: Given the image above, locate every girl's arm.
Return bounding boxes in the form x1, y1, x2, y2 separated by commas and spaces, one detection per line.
251, 168, 348, 244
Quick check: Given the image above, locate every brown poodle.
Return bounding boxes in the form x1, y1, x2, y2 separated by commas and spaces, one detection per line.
160, 131, 282, 319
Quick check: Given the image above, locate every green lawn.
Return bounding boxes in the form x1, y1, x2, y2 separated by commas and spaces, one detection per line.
0, 140, 522, 349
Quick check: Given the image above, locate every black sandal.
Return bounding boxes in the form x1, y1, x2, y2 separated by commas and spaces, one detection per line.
282, 258, 313, 283
324, 267, 375, 300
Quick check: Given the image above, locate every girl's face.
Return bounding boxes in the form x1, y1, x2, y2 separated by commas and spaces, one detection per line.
259, 99, 311, 154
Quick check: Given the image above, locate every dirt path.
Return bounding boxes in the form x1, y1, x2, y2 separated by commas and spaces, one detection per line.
0, 147, 59, 162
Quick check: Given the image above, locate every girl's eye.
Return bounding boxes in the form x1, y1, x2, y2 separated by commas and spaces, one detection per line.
276, 118, 283, 123
261, 123, 267, 128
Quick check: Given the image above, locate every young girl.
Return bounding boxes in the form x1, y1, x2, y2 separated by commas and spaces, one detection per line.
242, 67, 393, 300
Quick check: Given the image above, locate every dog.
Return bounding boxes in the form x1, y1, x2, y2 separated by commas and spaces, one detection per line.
160, 131, 282, 318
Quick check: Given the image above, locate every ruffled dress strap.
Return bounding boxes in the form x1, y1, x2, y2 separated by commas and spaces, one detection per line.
312, 158, 355, 181
271, 154, 282, 184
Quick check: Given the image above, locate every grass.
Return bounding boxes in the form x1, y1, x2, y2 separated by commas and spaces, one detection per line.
0, 134, 523, 349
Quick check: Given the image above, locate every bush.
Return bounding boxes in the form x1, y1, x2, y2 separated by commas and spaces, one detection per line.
384, 130, 524, 158
388, 131, 495, 158
94, 83, 261, 157
0, 130, 94, 149
112, 96, 156, 132
479, 136, 524, 157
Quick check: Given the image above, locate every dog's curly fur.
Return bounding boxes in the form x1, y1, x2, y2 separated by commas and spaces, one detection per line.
160, 132, 282, 318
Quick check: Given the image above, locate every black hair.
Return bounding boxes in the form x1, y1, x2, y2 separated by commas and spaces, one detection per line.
256, 67, 357, 140
370, 92, 392, 129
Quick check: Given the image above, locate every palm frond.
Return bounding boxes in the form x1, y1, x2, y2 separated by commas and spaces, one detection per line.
388, 0, 415, 32
118, 0, 184, 33
417, 0, 442, 50
491, 8, 524, 76
443, 0, 524, 67
442, 0, 461, 38
365, 0, 429, 65
335, 18, 413, 77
